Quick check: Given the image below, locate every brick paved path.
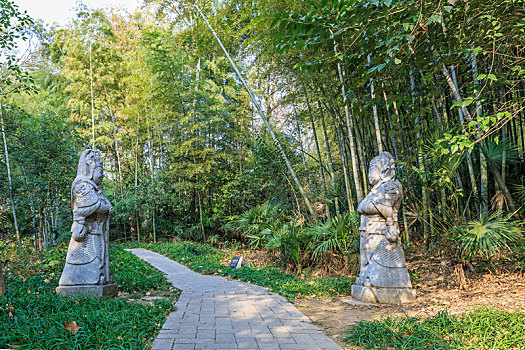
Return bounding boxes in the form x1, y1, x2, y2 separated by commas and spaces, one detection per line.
129, 248, 342, 350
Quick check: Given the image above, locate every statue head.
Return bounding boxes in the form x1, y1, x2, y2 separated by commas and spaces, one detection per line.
368, 152, 395, 186
76, 149, 104, 185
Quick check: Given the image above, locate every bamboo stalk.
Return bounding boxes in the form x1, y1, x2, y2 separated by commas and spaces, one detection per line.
319, 100, 340, 216
368, 54, 383, 153
305, 92, 328, 196
0, 105, 20, 247
194, 4, 315, 216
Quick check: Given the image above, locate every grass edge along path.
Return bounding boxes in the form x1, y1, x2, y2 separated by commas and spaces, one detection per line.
0, 248, 176, 350
132, 241, 354, 299
345, 307, 525, 350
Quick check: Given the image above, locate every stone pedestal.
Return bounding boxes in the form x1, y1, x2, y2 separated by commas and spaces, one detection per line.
351, 284, 415, 305
56, 283, 118, 297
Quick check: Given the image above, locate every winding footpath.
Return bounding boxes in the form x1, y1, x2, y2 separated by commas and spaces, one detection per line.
128, 248, 342, 350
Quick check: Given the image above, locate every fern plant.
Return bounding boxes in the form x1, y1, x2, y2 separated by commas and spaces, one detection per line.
308, 212, 360, 260
449, 212, 523, 259
265, 220, 310, 272
223, 201, 289, 248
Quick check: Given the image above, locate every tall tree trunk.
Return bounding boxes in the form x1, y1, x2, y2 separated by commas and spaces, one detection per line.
1, 106, 20, 247
367, 54, 383, 153
111, 114, 123, 195
350, 103, 368, 197
306, 93, 328, 197
410, 71, 429, 247
382, 86, 410, 241
392, 98, 406, 155
319, 103, 340, 216
502, 124, 507, 183
199, 193, 205, 241
193, 57, 201, 143
336, 62, 364, 203
293, 104, 311, 194
470, 55, 489, 215
335, 120, 355, 213
148, 116, 157, 243
135, 113, 141, 243
89, 42, 95, 147
381, 84, 399, 160
487, 160, 516, 212
38, 207, 44, 251
0, 261, 4, 296
450, 65, 480, 207
442, 65, 474, 120
196, 5, 314, 216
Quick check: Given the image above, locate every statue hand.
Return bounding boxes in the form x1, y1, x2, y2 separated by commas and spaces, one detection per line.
71, 221, 86, 241
106, 199, 114, 215
357, 197, 370, 214
98, 198, 113, 214
385, 224, 400, 243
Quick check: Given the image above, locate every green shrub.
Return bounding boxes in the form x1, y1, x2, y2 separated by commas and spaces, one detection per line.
448, 213, 523, 259
308, 212, 360, 259
266, 220, 313, 272
223, 201, 290, 249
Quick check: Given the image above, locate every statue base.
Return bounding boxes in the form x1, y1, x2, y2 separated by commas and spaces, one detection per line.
56, 283, 118, 297
351, 284, 415, 305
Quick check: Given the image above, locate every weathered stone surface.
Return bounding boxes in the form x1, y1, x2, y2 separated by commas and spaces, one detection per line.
56, 149, 117, 298
351, 285, 416, 304
352, 152, 415, 305
56, 283, 118, 297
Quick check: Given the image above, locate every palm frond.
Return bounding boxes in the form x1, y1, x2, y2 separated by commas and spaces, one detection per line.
450, 212, 523, 258
479, 138, 519, 166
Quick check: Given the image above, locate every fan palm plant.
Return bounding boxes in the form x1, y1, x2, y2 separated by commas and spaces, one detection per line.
308, 212, 360, 261
223, 201, 288, 248
265, 220, 310, 272
449, 212, 523, 259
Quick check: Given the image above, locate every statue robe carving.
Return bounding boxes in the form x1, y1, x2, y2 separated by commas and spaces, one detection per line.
56, 149, 118, 297
351, 152, 415, 304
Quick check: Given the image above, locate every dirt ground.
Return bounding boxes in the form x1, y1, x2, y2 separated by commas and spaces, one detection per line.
220, 246, 525, 348
295, 272, 525, 349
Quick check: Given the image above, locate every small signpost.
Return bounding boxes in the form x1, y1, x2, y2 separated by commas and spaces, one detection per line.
229, 256, 243, 268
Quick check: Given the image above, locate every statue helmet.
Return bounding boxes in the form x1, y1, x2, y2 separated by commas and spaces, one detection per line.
76, 149, 102, 180
369, 151, 395, 183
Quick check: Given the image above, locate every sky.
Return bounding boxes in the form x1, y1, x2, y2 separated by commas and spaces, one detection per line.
14, 0, 142, 27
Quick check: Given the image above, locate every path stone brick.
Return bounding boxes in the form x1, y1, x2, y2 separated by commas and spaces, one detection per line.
129, 248, 342, 350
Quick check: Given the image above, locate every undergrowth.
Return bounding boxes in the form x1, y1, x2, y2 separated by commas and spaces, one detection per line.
135, 241, 353, 298
0, 247, 174, 349
345, 307, 525, 350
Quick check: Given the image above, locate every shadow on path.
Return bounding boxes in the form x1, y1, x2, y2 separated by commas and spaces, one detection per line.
128, 248, 342, 350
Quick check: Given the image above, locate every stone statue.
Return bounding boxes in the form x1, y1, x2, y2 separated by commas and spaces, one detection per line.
56, 149, 118, 297
351, 152, 415, 304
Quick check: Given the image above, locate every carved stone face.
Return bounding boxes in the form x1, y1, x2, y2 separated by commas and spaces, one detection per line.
368, 162, 382, 186
368, 152, 395, 186
93, 164, 104, 185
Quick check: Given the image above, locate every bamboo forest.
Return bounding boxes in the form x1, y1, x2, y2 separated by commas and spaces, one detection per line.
1, 0, 524, 349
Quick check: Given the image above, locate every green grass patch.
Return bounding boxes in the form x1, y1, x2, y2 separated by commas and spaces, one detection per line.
0, 247, 175, 349
112, 248, 173, 293
345, 308, 525, 350
135, 241, 353, 298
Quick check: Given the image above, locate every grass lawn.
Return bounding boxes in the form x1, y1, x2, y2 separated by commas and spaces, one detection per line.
134, 241, 354, 298
0, 247, 176, 350
345, 307, 525, 350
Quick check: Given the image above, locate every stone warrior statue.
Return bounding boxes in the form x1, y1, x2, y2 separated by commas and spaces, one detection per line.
351, 152, 415, 304
56, 149, 118, 297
